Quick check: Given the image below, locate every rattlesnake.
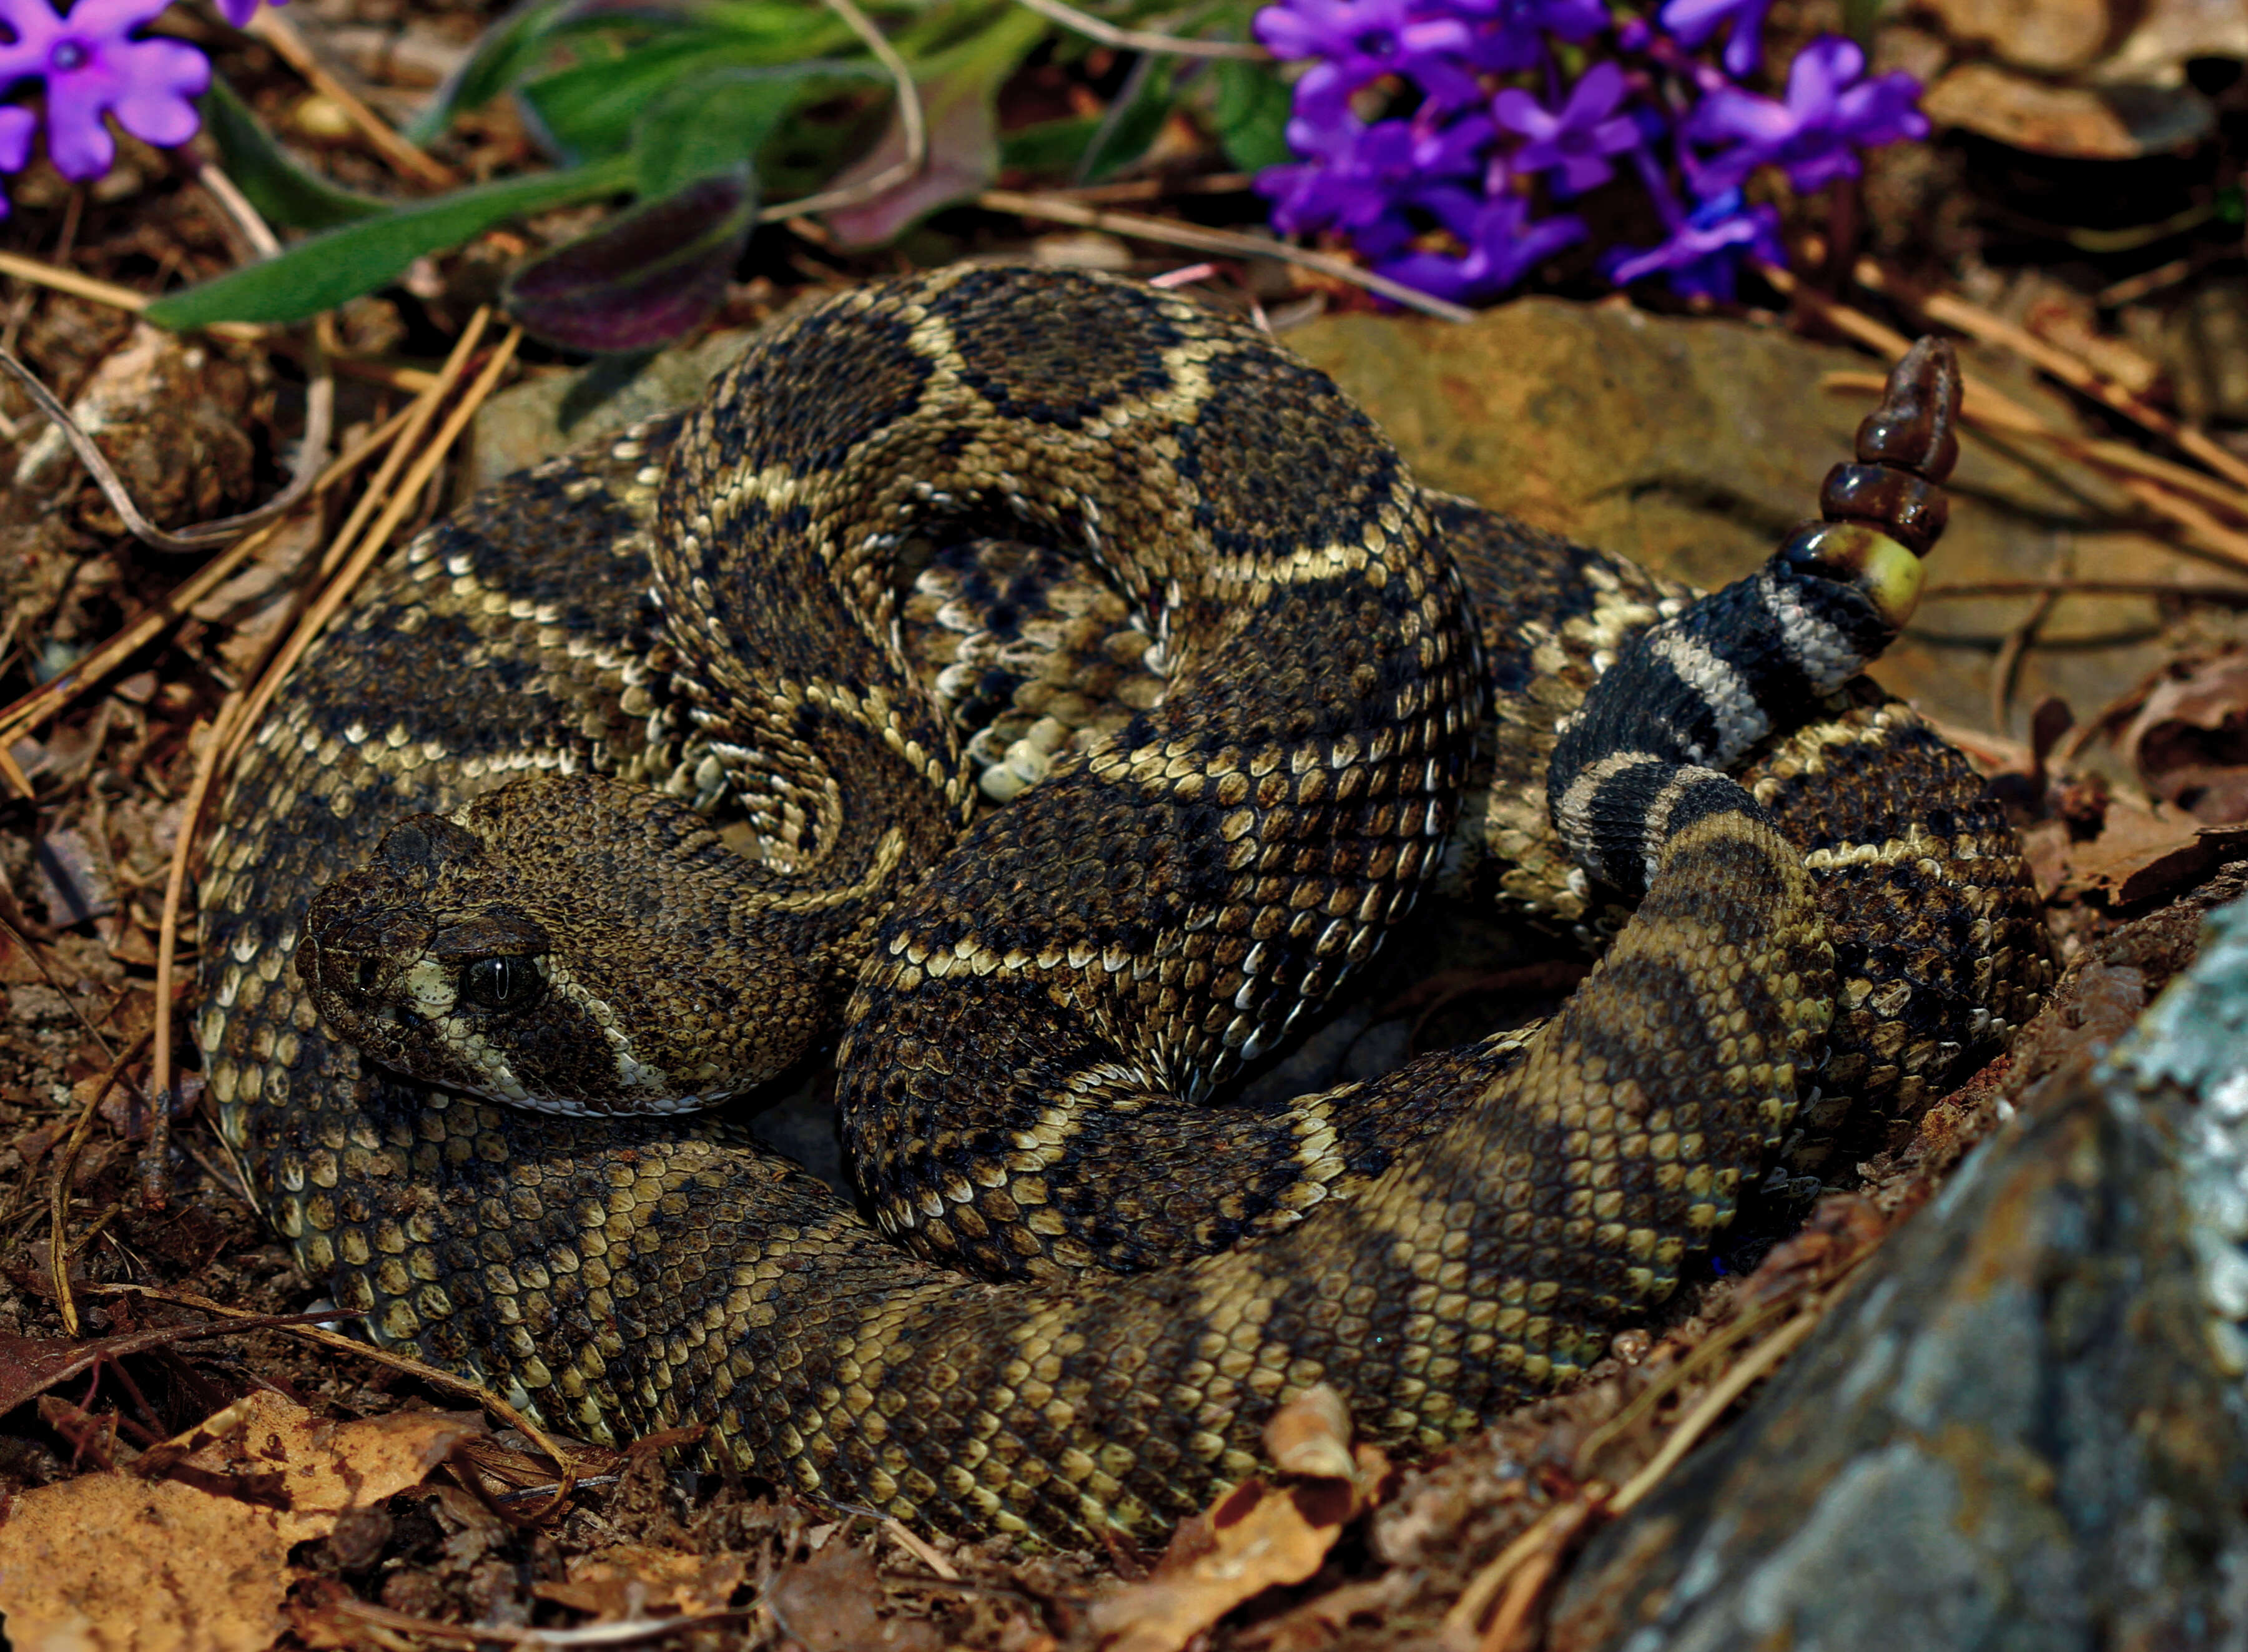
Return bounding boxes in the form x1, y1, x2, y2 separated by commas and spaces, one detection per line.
197, 265, 2046, 1545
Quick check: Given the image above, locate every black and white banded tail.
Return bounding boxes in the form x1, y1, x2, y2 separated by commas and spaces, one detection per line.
1549, 337, 1963, 897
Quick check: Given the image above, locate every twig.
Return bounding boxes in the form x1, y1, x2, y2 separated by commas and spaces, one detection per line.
1819, 370, 2248, 528
1604, 1307, 1822, 1517
1441, 1492, 1607, 1651
0, 401, 416, 767
222, 320, 522, 774
975, 189, 1477, 322
2114, 473, 2248, 574
0, 246, 428, 388
881, 1515, 962, 1581
244, 8, 459, 190
1989, 588, 2056, 739
0, 248, 259, 342
310, 308, 491, 583
193, 159, 283, 259
1924, 578, 2248, 604
0, 341, 335, 553
1475, 1498, 1600, 1652
330, 1596, 758, 1646
1571, 1296, 1799, 1477
1, 1307, 358, 1407
1851, 257, 2248, 498
757, 0, 927, 220
98, 1281, 586, 1477
142, 699, 245, 1211
48, 1034, 152, 1335
1009, 0, 1266, 57
1050, 171, 1253, 203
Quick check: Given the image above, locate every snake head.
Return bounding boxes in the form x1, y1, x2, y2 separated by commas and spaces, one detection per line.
298, 772, 834, 1116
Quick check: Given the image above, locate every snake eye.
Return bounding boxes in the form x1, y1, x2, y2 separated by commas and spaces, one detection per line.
460, 955, 543, 1013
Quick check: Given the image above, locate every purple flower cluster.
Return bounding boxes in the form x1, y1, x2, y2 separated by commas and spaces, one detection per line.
0, 0, 280, 214
1254, 0, 1927, 305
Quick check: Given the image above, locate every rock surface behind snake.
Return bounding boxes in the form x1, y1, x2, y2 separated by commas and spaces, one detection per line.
197, 267, 2047, 1545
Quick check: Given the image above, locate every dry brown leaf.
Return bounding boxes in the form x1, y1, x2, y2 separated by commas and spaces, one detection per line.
535, 1543, 749, 1620
2059, 800, 2248, 906
0, 1390, 480, 1652
769, 1539, 942, 1652
1088, 1389, 1384, 1652
2120, 651, 2248, 821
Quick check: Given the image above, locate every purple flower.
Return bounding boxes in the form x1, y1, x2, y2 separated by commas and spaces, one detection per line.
1259, 114, 1421, 239
1656, 0, 1774, 78
1603, 187, 1782, 301
1255, 0, 1479, 122
1685, 37, 1927, 194
0, 0, 209, 182
1259, 101, 1501, 245
215, 0, 280, 26
1373, 187, 1587, 302
1493, 60, 1642, 196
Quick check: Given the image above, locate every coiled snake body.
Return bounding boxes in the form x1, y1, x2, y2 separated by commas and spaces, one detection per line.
199, 267, 2047, 1545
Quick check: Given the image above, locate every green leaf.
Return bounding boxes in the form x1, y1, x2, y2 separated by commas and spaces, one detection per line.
200, 76, 388, 230
1078, 56, 1176, 184
403, 0, 581, 144
519, 28, 786, 160
1211, 57, 1292, 174
632, 61, 872, 199
824, 7, 1048, 248
505, 168, 757, 350
998, 115, 1100, 174
144, 155, 634, 330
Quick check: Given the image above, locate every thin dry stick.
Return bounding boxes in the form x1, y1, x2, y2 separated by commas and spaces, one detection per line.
1009, 0, 1266, 57
1820, 370, 2248, 528
0, 400, 421, 764
48, 1033, 152, 1335
1926, 578, 2248, 603
1989, 588, 2056, 739
0, 247, 260, 342
1053, 170, 1254, 202
1476, 1498, 1601, 1652
976, 188, 1477, 322
194, 159, 283, 260
0, 345, 335, 553
143, 698, 246, 1211
310, 307, 493, 584
2116, 474, 2248, 573
222, 324, 522, 774
757, 0, 927, 221
1604, 1307, 1822, 1517
1853, 259, 2248, 498
1570, 1296, 1798, 1477
330, 1596, 754, 1648
245, 9, 459, 190
1769, 272, 2248, 576
97, 1281, 584, 1475
0, 245, 436, 390
1441, 1488, 1609, 1649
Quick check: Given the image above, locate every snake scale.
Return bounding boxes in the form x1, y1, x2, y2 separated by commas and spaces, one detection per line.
197, 265, 2049, 1546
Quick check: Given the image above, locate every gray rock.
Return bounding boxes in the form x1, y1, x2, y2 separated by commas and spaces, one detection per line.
1549, 883, 2248, 1652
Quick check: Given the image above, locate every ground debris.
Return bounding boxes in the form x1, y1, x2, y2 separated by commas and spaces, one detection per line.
0, 1390, 478, 1651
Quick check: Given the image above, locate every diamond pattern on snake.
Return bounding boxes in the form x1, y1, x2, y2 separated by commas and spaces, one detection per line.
196, 264, 2049, 1546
